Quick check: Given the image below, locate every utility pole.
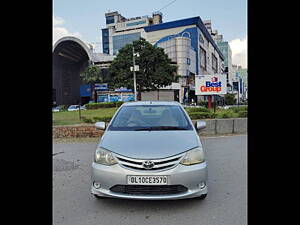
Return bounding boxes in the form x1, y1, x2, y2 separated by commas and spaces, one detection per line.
132, 46, 138, 101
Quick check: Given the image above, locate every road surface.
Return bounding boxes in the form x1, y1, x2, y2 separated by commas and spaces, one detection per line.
53, 134, 247, 225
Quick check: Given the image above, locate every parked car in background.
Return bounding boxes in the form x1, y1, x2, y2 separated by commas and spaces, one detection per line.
68, 105, 80, 111
52, 106, 61, 112
91, 101, 208, 200
67, 105, 86, 111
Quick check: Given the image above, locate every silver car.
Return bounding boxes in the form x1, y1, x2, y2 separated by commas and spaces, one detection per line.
91, 101, 208, 200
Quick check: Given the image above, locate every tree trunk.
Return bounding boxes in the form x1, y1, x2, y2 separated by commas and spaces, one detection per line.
92, 83, 97, 103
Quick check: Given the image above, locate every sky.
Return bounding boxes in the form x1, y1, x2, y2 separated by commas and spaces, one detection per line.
53, 0, 247, 68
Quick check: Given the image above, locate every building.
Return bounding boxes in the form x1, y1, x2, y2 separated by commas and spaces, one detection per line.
52, 12, 226, 105
203, 20, 233, 93
236, 67, 248, 101
101, 11, 225, 103
52, 36, 115, 105
231, 65, 247, 102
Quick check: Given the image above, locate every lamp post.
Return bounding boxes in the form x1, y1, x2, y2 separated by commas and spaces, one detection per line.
131, 46, 139, 101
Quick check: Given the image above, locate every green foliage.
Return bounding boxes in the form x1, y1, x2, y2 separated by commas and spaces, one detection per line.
82, 118, 93, 123
85, 102, 124, 109
93, 116, 113, 123
215, 111, 236, 118
80, 65, 103, 84
115, 101, 124, 107
238, 110, 248, 118
188, 112, 212, 120
232, 106, 248, 113
58, 105, 68, 111
108, 38, 177, 94
185, 107, 209, 113
224, 93, 236, 105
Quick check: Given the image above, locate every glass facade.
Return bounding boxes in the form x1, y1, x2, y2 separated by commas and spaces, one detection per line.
217, 42, 229, 67
112, 32, 141, 55
102, 28, 109, 54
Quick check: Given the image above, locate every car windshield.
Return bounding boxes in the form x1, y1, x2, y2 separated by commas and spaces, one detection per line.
108, 105, 193, 131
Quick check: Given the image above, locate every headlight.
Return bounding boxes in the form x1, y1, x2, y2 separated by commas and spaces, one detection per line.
94, 147, 117, 165
180, 147, 205, 165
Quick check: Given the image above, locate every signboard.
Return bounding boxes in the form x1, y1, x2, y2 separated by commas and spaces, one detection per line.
95, 83, 108, 91
126, 20, 146, 27
114, 87, 133, 92
80, 84, 92, 97
195, 75, 227, 95
115, 18, 149, 31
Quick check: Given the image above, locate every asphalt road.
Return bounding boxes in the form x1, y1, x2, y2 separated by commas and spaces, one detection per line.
53, 135, 247, 225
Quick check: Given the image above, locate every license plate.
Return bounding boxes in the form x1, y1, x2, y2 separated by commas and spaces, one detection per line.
127, 176, 168, 185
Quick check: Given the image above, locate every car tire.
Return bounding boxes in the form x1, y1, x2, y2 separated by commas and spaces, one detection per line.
196, 194, 207, 200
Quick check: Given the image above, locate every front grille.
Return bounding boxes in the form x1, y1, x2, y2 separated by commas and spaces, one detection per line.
114, 153, 185, 171
110, 185, 188, 195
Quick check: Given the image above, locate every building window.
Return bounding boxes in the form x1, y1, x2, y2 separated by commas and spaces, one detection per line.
212, 53, 218, 73
187, 58, 190, 65
199, 34, 204, 44
102, 29, 110, 54
106, 16, 115, 24
200, 47, 206, 71
112, 32, 141, 55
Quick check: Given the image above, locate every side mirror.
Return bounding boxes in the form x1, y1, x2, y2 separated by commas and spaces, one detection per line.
95, 122, 106, 130
196, 121, 206, 130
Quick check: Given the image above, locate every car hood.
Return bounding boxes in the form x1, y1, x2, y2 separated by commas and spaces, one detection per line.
99, 131, 200, 159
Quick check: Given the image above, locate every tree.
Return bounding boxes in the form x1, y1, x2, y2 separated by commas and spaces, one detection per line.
224, 93, 236, 105
80, 65, 103, 102
108, 38, 177, 100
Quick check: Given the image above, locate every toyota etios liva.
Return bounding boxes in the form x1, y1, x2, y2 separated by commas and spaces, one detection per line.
91, 101, 208, 200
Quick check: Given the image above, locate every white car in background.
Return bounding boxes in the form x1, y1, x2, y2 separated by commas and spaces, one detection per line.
68, 105, 80, 111
68, 105, 86, 111
52, 106, 61, 112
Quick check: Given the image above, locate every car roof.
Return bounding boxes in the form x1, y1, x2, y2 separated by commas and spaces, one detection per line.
122, 101, 181, 106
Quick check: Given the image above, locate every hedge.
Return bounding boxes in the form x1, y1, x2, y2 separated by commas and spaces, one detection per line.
188, 112, 212, 120
85, 101, 124, 109
231, 106, 248, 113
238, 110, 247, 118
82, 116, 113, 123
185, 107, 209, 113
215, 111, 236, 118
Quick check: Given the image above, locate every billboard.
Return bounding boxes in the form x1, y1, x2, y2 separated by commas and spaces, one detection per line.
80, 84, 92, 97
195, 75, 227, 95
95, 83, 108, 91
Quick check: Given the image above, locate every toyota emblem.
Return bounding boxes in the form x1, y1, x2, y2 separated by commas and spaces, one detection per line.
142, 160, 155, 169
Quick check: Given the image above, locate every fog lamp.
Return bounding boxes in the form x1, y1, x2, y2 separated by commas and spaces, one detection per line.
93, 182, 101, 189
198, 182, 206, 189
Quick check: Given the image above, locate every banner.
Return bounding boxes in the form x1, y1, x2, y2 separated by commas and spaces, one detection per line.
195, 75, 227, 95
95, 83, 108, 91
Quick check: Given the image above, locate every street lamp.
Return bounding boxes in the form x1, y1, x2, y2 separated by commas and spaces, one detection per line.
131, 46, 139, 101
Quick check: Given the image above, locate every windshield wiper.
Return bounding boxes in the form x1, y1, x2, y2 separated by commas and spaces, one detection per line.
134, 126, 189, 131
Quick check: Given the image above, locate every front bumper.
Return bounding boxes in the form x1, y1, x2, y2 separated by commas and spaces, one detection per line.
91, 161, 208, 200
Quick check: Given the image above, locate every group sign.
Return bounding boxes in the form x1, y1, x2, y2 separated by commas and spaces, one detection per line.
195, 74, 227, 95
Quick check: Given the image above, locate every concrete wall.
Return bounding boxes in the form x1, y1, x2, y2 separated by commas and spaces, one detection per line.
196, 118, 247, 135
